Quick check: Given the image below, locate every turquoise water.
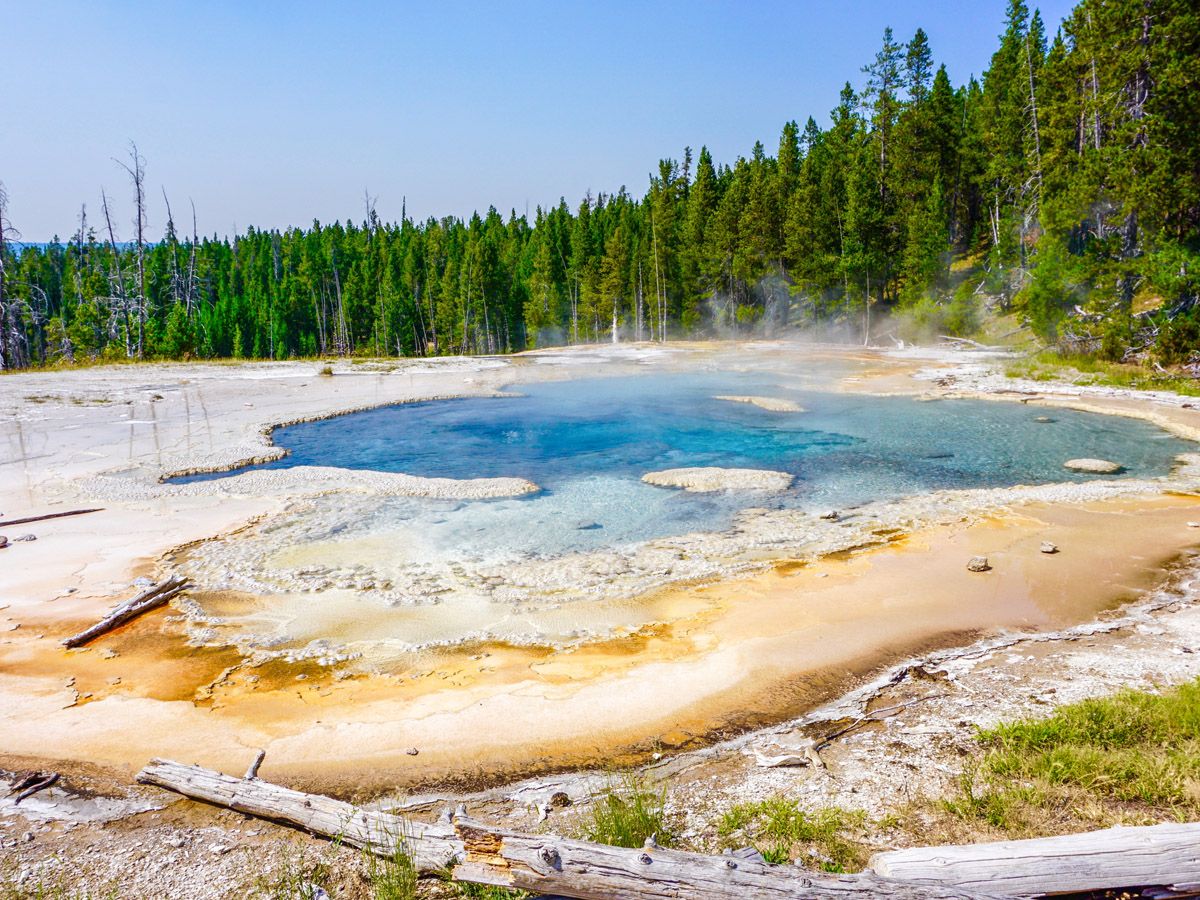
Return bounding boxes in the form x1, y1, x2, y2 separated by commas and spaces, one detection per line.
182, 373, 1191, 558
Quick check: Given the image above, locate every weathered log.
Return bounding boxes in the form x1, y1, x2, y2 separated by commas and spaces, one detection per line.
0, 508, 102, 528
13, 773, 59, 804
870, 822, 1200, 894
62, 577, 188, 648
451, 818, 1004, 899
135, 758, 460, 872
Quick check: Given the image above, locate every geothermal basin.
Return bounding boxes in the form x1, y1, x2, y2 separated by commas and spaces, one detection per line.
4, 343, 1200, 794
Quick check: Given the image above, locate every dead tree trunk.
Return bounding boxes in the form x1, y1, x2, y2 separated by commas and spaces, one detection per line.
452, 819, 1002, 899
62, 577, 188, 648
871, 822, 1200, 895
136, 758, 460, 873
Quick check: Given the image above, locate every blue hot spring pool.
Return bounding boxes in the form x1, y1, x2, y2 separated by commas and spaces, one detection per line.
180, 372, 1192, 562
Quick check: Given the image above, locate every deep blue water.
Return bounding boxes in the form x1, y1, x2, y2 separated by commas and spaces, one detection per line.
178, 373, 1193, 556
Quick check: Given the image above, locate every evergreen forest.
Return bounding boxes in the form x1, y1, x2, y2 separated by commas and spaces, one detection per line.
1, 0, 1197, 370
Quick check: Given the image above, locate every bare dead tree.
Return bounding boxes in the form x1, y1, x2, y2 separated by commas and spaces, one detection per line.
100, 188, 132, 356
0, 181, 31, 370
115, 142, 148, 357
186, 200, 199, 317
162, 188, 183, 309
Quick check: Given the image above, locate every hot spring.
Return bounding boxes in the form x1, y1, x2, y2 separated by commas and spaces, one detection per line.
176, 368, 1192, 656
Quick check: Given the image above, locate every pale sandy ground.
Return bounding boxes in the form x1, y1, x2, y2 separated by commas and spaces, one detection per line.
4, 342, 1200, 897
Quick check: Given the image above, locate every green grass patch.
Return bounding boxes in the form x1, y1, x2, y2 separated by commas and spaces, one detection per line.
581, 775, 675, 849
444, 883, 529, 899
947, 679, 1200, 833
1006, 350, 1200, 396
715, 799, 867, 872
362, 840, 419, 900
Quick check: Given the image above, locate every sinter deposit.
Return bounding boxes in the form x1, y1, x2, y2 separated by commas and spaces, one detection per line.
713, 394, 805, 412
1064, 458, 1124, 474
641, 466, 795, 493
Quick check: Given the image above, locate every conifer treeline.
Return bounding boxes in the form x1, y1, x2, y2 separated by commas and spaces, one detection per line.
0, 0, 1197, 370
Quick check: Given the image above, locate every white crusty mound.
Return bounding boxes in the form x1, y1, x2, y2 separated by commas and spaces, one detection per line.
713, 395, 805, 413
200, 465, 540, 500
1064, 458, 1124, 474
642, 466, 794, 493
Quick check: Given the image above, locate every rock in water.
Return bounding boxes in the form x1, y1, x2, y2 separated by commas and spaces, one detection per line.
713, 395, 805, 413
966, 556, 991, 572
1064, 458, 1123, 474
641, 467, 794, 493
1040, 541, 1059, 554
1034, 416, 1055, 423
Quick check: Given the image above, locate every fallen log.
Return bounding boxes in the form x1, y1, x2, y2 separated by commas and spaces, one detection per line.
452, 818, 1004, 899
12, 773, 59, 805
0, 508, 103, 528
136, 758, 461, 873
869, 822, 1200, 895
61, 577, 189, 648
137, 758, 1198, 898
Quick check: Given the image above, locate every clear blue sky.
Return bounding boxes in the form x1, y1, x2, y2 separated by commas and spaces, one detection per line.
4, 1, 1076, 241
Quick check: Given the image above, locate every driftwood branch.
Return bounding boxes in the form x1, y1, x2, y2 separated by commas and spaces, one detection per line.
8, 772, 60, 805
0, 508, 102, 528
244, 749, 266, 780
135, 758, 460, 873
452, 818, 1003, 899
870, 822, 1200, 895
61, 577, 189, 648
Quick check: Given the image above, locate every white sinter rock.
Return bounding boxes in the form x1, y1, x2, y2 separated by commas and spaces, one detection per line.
641, 467, 794, 493
1064, 458, 1124, 474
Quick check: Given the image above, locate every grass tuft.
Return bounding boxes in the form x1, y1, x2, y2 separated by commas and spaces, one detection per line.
1005, 350, 1200, 396
581, 775, 675, 849
946, 679, 1200, 833
716, 799, 867, 872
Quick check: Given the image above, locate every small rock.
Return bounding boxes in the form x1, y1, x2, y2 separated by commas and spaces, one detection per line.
208, 843, 230, 856
966, 556, 992, 573
13, 534, 36, 542
99, 648, 119, 659
21, 832, 34, 843
0, 536, 8, 549
166, 836, 186, 849
297, 886, 330, 900
818, 510, 839, 521
131, 577, 154, 588
575, 521, 602, 531
295, 674, 307, 681
1064, 458, 1123, 474
548, 791, 572, 808
107, 676, 122, 686
1040, 542, 1059, 554
1034, 416, 1055, 423
405, 747, 419, 756
1188, 522, 1200, 529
